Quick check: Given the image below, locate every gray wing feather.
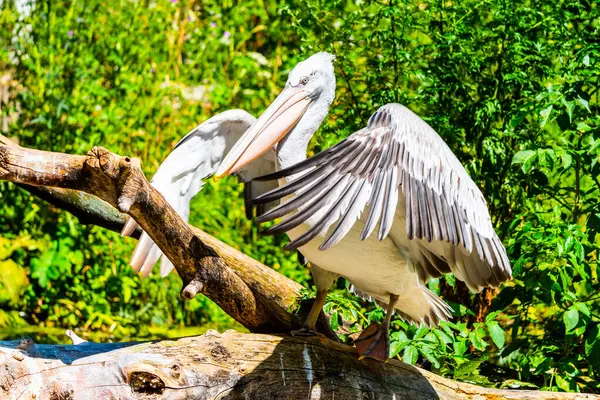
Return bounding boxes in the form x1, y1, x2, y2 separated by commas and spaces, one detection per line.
286, 177, 359, 249
320, 180, 369, 250
361, 172, 385, 241
253, 103, 512, 292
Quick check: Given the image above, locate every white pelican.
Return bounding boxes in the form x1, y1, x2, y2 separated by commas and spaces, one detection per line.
122, 109, 277, 277
215, 52, 512, 361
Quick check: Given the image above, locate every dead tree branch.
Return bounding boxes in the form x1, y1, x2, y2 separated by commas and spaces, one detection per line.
0, 142, 331, 334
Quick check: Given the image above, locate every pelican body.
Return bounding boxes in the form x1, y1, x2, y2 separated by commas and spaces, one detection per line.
216, 52, 512, 360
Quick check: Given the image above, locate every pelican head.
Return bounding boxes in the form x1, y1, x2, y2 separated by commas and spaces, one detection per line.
215, 52, 336, 179
287, 52, 336, 102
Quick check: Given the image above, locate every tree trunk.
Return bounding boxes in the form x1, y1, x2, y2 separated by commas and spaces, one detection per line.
0, 139, 597, 399
1, 331, 595, 400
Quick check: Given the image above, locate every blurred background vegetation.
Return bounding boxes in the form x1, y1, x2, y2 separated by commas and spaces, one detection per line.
0, 0, 599, 393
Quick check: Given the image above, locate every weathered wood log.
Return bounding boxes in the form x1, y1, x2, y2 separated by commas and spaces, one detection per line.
0, 141, 336, 336
0, 331, 596, 400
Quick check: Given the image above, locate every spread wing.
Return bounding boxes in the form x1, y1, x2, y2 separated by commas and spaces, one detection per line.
252, 103, 511, 291
122, 109, 277, 278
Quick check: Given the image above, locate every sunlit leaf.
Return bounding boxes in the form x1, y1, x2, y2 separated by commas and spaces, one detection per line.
577, 96, 590, 112
539, 105, 553, 128
573, 240, 585, 262
512, 150, 536, 170
469, 331, 488, 351
403, 346, 418, 365
487, 321, 505, 349
330, 310, 339, 331
564, 308, 579, 332
419, 346, 440, 369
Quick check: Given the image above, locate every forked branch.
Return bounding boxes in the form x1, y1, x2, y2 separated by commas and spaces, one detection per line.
0, 142, 319, 333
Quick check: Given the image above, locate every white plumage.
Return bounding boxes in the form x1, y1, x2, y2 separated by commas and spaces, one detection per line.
216, 53, 512, 358
255, 103, 511, 324
122, 109, 277, 277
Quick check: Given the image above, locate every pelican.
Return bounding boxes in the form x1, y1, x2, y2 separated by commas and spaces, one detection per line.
122, 109, 277, 277
215, 52, 512, 361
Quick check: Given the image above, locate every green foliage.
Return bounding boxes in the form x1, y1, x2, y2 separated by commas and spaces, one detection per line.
1, 0, 599, 393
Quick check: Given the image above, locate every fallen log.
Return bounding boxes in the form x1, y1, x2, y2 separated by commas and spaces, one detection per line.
1, 330, 596, 400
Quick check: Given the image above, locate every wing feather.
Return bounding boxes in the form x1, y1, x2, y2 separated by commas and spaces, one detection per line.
256, 166, 338, 223
320, 180, 370, 249
286, 178, 360, 249
124, 109, 277, 277
253, 103, 512, 291
264, 176, 350, 236
361, 172, 386, 240
379, 167, 399, 240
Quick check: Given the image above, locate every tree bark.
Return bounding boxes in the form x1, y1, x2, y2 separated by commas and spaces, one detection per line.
1, 140, 597, 399
0, 139, 332, 335
0, 331, 596, 400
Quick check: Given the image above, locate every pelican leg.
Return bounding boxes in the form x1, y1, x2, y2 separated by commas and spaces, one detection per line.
354, 293, 399, 362
291, 289, 328, 337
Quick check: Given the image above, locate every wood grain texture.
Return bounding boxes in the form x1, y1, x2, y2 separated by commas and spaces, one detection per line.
0, 331, 596, 400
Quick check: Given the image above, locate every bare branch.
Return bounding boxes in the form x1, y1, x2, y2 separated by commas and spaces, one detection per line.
0, 143, 333, 334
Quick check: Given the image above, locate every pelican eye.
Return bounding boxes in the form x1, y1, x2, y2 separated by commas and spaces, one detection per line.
300, 76, 309, 85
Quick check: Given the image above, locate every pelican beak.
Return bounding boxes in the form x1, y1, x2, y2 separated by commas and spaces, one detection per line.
215, 86, 311, 179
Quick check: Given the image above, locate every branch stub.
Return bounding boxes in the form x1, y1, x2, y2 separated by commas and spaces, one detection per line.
181, 279, 204, 300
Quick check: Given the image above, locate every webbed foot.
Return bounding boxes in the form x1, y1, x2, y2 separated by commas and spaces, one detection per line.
354, 322, 389, 362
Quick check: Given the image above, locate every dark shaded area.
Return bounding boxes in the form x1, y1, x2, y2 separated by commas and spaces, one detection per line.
17, 184, 141, 239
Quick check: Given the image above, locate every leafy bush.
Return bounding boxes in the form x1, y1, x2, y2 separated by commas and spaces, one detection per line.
0, 0, 599, 393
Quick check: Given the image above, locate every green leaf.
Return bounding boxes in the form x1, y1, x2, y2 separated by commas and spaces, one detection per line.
555, 375, 574, 392
512, 150, 536, 169
576, 303, 590, 318
585, 325, 600, 356
487, 321, 505, 349
577, 121, 592, 132
485, 311, 500, 323
539, 105, 553, 128
564, 236, 574, 252
390, 338, 409, 358
414, 326, 429, 339
424, 332, 439, 344
583, 54, 591, 66
558, 151, 572, 169
564, 308, 579, 332
454, 340, 467, 356
469, 331, 488, 351
403, 346, 418, 365
573, 240, 585, 262
560, 98, 575, 121
419, 346, 440, 369
434, 329, 453, 345
390, 330, 410, 357
454, 360, 482, 378
532, 356, 552, 375
577, 96, 590, 112
330, 310, 339, 331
